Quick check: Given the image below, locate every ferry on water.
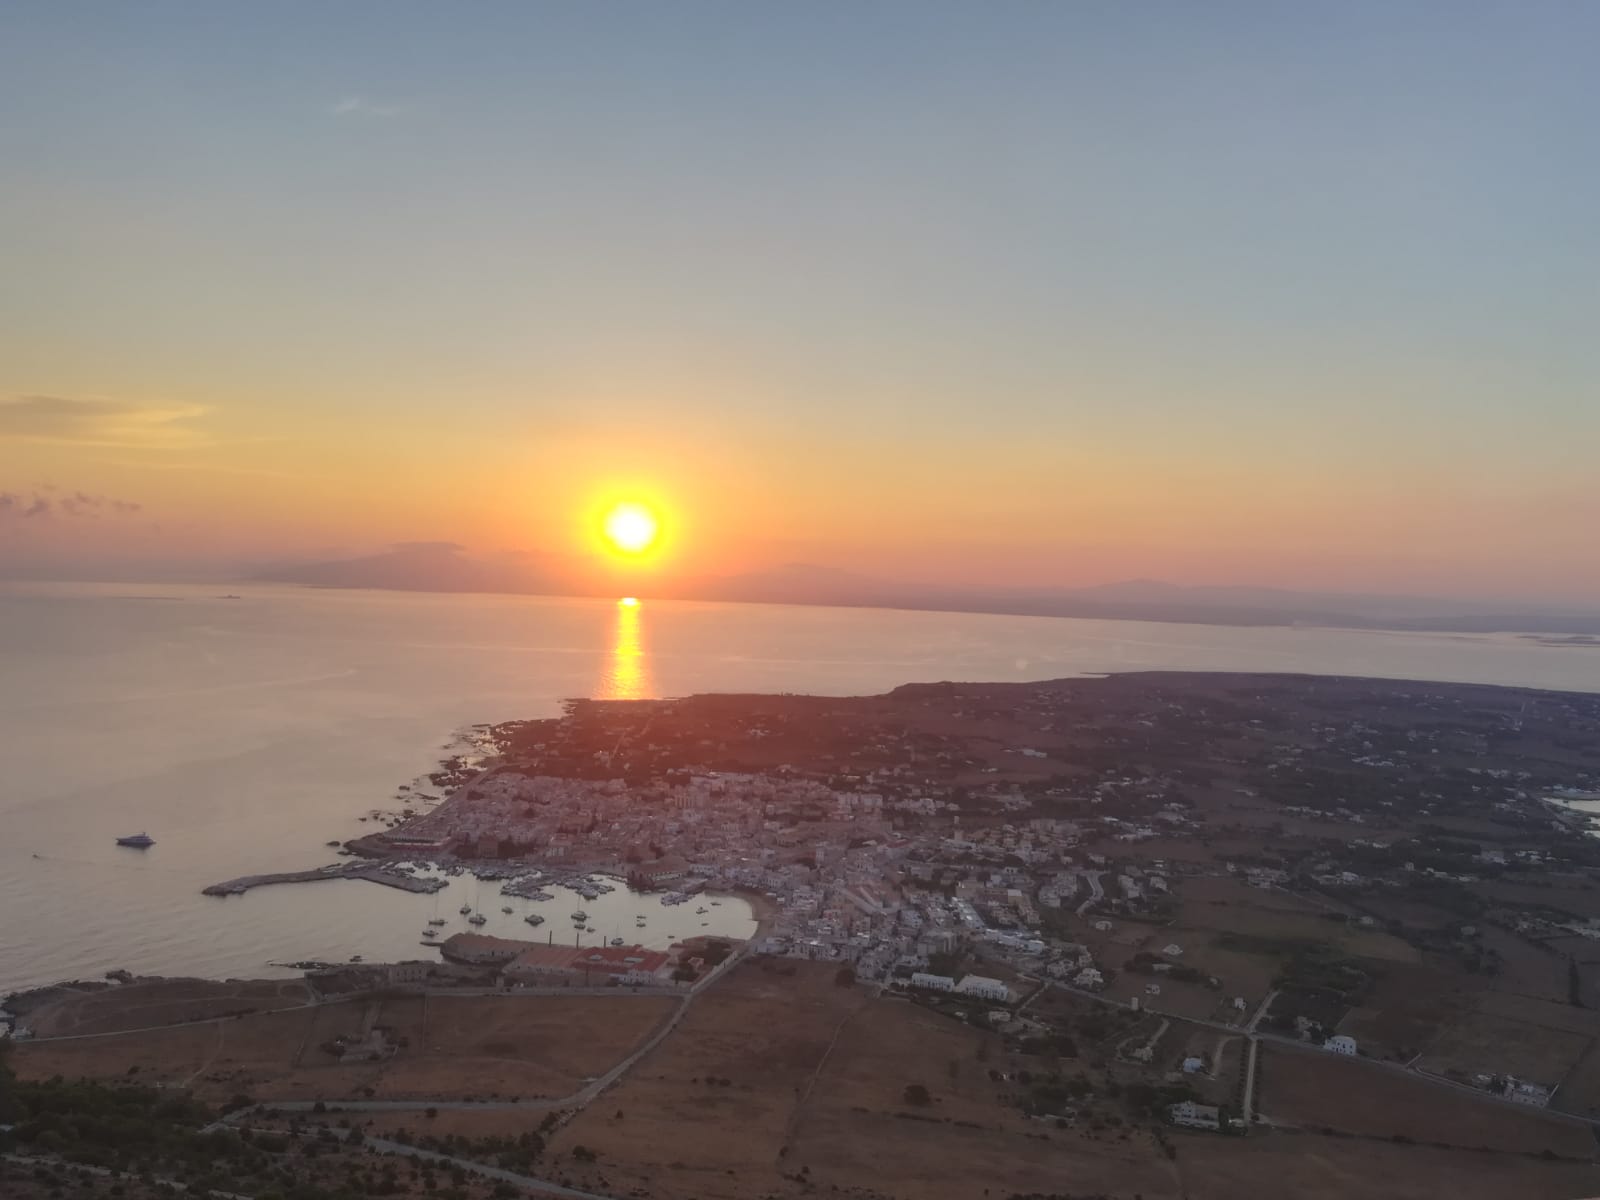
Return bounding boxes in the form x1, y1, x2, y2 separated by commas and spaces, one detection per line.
115, 833, 155, 848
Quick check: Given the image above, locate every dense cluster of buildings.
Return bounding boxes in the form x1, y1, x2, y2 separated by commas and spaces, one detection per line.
365, 766, 1213, 1008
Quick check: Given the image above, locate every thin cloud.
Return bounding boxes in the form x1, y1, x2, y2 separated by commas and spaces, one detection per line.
0, 489, 142, 519
0, 395, 211, 449
330, 95, 410, 118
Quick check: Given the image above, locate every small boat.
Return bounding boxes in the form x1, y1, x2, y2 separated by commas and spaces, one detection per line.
585, 925, 596, 933
326, 840, 341, 848
115, 833, 155, 848
501, 906, 513, 914
428, 918, 447, 927
422, 929, 437, 938
467, 914, 488, 926
459, 904, 472, 915
572, 910, 588, 921
350, 955, 364, 963
711, 900, 721, 906
525, 914, 545, 926
695, 906, 708, 914
610, 937, 624, 947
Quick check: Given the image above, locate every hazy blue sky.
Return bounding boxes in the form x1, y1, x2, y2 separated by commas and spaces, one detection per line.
2, 2, 1596, 600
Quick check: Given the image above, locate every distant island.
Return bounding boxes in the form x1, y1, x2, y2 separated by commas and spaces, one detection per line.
253, 541, 1600, 637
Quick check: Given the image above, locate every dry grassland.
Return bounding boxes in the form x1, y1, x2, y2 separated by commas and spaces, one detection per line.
546, 960, 871, 1200
1174, 1135, 1600, 1200
1419, 1011, 1591, 1088
1337, 961, 1477, 1059
1482, 928, 1574, 1004
14, 992, 674, 1108
24, 978, 312, 1037
1259, 1044, 1596, 1157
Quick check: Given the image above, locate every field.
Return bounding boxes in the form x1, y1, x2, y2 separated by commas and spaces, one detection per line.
540, 959, 872, 1200
1258, 1044, 1597, 1158
36, 962, 1598, 1200
1337, 961, 1478, 1060
1418, 1010, 1593, 1089
443, 971, 1600, 1200
1173, 1135, 1600, 1200
1174, 878, 1419, 964
1481, 927, 1575, 1005
12, 992, 675, 1107
20, 977, 313, 1037
546, 960, 1187, 1200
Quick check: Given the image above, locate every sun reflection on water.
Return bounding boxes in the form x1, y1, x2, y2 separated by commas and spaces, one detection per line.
601, 596, 654, 699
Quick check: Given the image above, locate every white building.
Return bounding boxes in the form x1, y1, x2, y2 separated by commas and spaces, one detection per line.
955, 975, 1012, 1003
1324, 1035, 1357, 1056
909, 972, 955, 992
1162, 943, 1184, 957
1169, 1100, 1221, 1130
1181, 1056, 1206, 1074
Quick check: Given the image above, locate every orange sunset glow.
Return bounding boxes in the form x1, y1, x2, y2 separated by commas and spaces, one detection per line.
7, 12, 1600, 1200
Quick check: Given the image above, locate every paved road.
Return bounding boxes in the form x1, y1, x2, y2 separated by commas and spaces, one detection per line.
1241, 1036, 1260, 1126
1074, 871, 1106, 917
1245, 989, 1277, 1035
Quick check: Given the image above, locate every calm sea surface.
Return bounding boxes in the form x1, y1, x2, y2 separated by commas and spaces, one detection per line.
4, 580, 1600, 995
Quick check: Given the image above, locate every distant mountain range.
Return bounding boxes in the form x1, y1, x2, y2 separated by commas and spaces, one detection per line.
254, 544, 1600, 635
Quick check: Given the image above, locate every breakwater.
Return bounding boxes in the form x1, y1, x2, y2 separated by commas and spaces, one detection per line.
202, 864, 447, 896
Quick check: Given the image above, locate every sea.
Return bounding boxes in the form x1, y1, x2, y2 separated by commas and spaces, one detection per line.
4, 579, 1600, 996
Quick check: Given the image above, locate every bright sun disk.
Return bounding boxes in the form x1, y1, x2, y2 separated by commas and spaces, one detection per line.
602, 502, 660, 555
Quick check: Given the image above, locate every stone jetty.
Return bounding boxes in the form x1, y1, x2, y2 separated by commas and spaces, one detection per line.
202, 863, 446, 896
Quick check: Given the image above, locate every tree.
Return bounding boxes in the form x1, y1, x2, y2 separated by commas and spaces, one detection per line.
902, 1084, 932, 1107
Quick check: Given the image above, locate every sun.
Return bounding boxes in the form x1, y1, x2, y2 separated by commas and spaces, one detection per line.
601, 502, 660, 556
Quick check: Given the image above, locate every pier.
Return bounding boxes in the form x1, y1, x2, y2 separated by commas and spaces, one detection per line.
202, 864, 446, 897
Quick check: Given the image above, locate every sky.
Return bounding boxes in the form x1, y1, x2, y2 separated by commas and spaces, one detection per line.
1, 2, 1597, 602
